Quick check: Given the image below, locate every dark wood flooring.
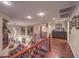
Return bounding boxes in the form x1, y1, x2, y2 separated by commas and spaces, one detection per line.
45, 38, 74, 58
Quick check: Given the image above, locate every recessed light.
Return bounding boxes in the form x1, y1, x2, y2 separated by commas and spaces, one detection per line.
37, 12, 45, 17
2, 1, 12, 6
26, 16, 32, 19
55, 20, 58, 22
52, 17, 56, 20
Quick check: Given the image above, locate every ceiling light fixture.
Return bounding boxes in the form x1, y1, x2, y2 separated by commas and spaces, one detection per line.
26, 16, 32, 19
52, 17, 56, 20
55, 20, 58, 22
37, 12, 45, 17
2, 1, 12, 6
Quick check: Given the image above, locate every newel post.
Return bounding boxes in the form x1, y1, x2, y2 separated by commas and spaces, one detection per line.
48, 34, 51, 52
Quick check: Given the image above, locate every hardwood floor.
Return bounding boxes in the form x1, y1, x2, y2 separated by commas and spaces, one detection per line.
45, 38, 74, 58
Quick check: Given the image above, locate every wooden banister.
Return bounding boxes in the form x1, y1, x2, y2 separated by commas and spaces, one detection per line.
9, 36, 49, 58
26, 34, 36, 48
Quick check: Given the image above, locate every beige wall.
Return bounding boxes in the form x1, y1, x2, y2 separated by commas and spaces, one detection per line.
33, 24, 40, 34
69, 5, 79, 58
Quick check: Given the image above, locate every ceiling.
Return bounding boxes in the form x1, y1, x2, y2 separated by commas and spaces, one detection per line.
0, 1, 74, 26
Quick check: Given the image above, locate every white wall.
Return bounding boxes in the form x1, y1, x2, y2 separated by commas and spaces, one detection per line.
8, 25, 29, 38
69, 4, 79, 58
8, 25, 32, 48
33, 20, 67, 37
51, 19, 68, 32
8, 25, 21, 39
0, 18, 3, 51
33, 24, 40, 34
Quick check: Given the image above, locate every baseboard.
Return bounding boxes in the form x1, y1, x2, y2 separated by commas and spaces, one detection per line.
67, 40, 76, 58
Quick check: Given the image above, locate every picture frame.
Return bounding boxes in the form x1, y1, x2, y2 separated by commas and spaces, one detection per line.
75, 15, 79, 29
55, 23, 62, 30
27, 26, 33, 36
3, 18, 9, 49
69, 21, 72, 34
72, 16, 76, 27
22, 38, 26, 44
21, 26, 25, 35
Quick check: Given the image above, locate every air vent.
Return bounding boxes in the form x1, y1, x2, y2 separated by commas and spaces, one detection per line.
59, 7, 72, 13
60, 13, 70, 18
59, 6, 75, 18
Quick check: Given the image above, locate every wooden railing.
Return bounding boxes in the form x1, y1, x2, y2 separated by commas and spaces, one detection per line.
25, 34, 36, 48
9, 36, 51, 58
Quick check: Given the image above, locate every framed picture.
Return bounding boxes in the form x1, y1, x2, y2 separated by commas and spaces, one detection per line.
76, 15, 79, 29
27, 26, 33, 36
21, 26, 25, 35
3, 18, 9, 49
69, 21, 72, 34
72, 16, 76, 27
22, 38, 26, 44
55, 23, 62, 30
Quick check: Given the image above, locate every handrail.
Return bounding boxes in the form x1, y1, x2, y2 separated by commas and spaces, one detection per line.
9, 36, 49, 58
26, 34, 36, 48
